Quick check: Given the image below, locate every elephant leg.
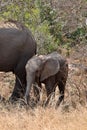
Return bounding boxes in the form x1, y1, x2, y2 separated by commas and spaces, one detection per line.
10, 58, 27, 102
9, 67, 26, 102
44, 93, 52, 107
10, 76, 26, 102
44, 83, 55, 107
33, 83, 42, 103
55, 79, 66, 108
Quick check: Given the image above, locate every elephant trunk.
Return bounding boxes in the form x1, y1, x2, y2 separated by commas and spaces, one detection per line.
25, 72, 35, 105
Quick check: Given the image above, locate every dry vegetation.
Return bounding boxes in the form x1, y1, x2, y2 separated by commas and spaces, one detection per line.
0, 107, 87, 130
0, 44, 87, 130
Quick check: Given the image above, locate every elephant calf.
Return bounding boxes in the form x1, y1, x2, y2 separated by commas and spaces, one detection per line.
25, 51, 68, 108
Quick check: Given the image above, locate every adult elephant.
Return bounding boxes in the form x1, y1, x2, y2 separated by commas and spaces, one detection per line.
25, 52, 68, 108
0, 20, 37, 101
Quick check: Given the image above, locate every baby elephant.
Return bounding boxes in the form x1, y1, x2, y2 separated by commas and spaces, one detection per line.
25, 51, 68, 108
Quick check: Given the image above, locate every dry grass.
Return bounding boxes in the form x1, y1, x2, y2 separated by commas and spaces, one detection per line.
0, 106, 87, 130
0, 20, 18, 29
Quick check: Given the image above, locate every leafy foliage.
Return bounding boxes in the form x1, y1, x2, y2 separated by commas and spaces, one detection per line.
0, 0, 87, 54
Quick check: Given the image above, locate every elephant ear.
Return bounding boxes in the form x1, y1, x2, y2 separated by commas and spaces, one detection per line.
40, 58, 60, 82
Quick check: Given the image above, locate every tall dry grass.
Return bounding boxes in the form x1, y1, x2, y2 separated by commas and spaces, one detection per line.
0, 106, 87, 130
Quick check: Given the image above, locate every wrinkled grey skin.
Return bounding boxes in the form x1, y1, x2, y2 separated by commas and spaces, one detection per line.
0, 25, 37, 101
25, 52, 68, 108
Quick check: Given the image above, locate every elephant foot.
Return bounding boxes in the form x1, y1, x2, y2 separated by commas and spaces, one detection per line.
9, 86, 26, 103
9, 91, 24, 103
55, 94, 64, 109
0, 95, 6, 103
8, 95, 20, 104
